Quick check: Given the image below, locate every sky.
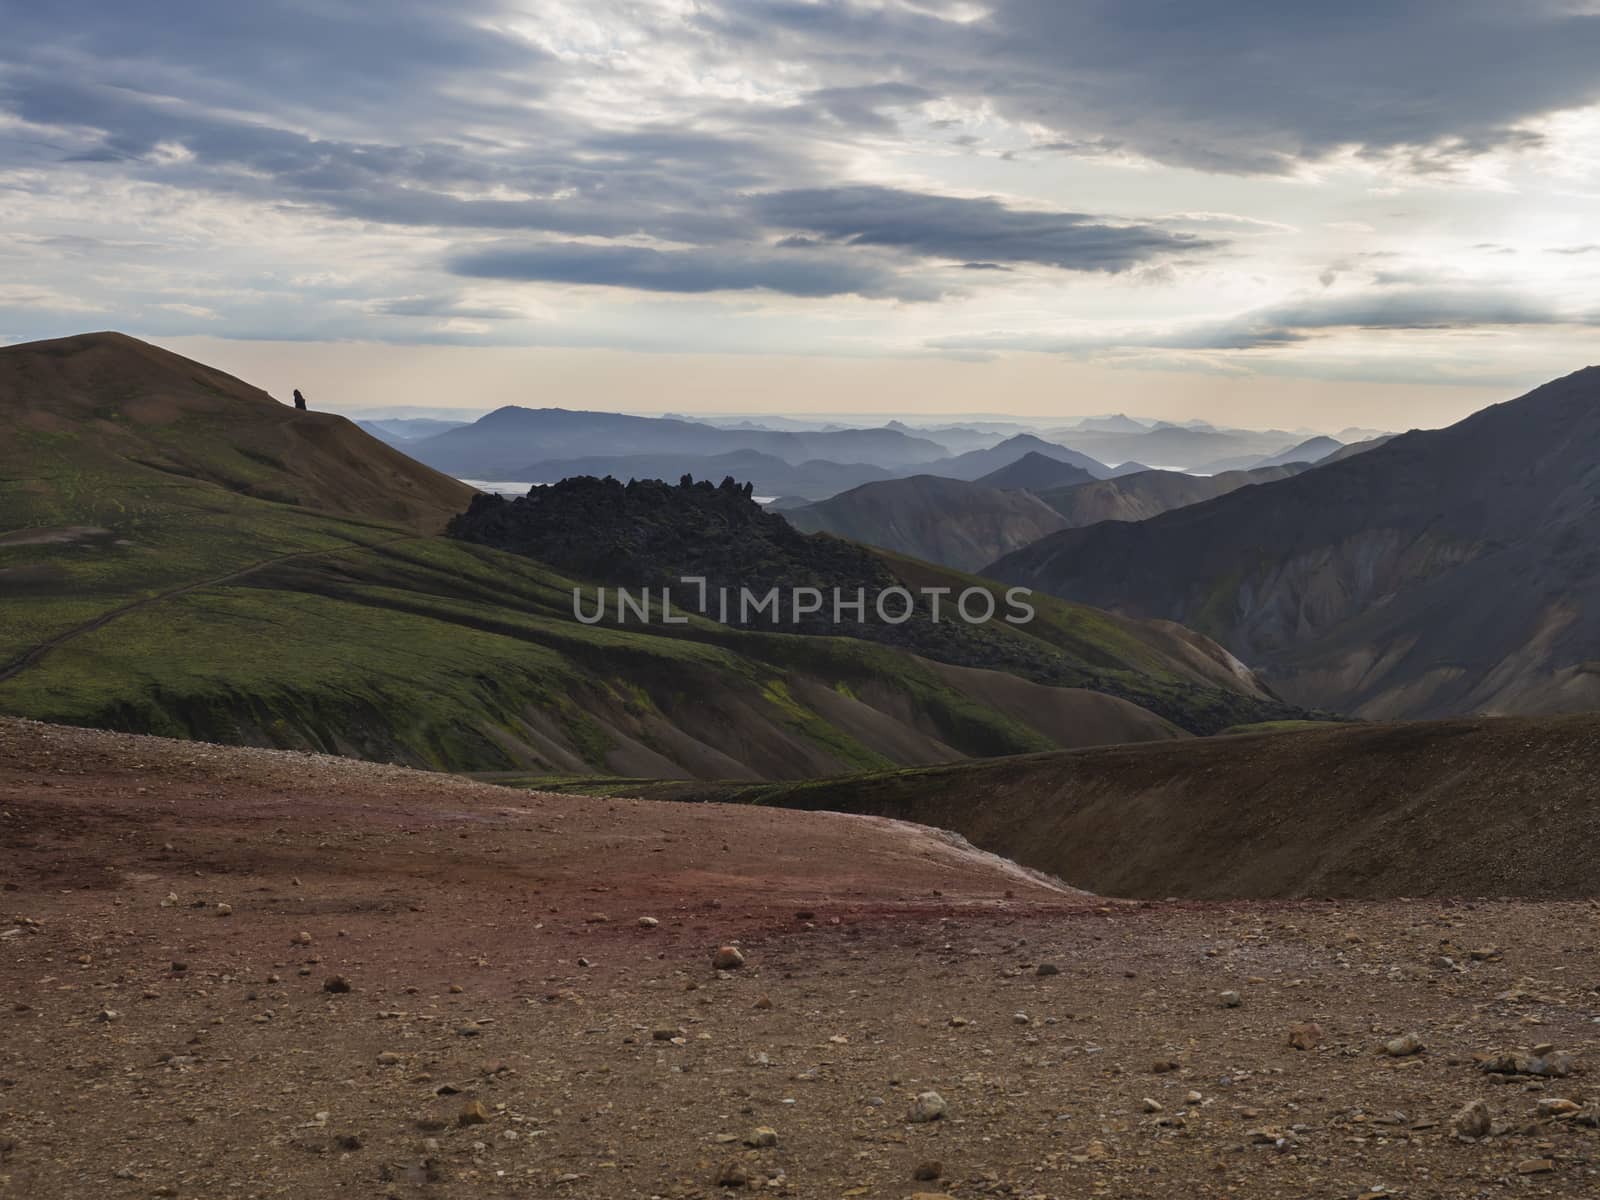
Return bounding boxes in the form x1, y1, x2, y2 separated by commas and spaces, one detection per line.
4, 1, 1600, 429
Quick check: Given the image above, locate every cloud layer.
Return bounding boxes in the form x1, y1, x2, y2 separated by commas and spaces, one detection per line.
3, 0, 1600, 385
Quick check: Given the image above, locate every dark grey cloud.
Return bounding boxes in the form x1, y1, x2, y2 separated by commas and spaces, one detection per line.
695, 0, 1600, 173
447, 241, 939, 301
753, 186, 1215, 272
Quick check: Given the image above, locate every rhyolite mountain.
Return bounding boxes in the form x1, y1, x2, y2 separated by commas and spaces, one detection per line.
0, 332, 1310, 777
989, 367, 1600, 719
1036, 463, 1309, 528
782, 474, 1071, 571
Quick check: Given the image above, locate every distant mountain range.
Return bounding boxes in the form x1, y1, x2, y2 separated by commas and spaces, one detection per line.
407, 406, 950, 478
989, 367, 1600, 720
356, 417, 469, 445
1045, 424, 1326, 471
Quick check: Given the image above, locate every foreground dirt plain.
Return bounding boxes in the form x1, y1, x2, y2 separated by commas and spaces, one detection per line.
3, 718, 1600, 1199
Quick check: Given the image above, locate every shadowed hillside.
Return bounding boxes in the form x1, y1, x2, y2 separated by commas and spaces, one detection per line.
783, 474, 1070, 571
1035, 463, 1308, 529
554, 714, 1600, 900
0, 331, 474, 533
991, 368, 1600, 719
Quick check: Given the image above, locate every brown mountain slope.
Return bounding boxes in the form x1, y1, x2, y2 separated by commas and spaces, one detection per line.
602, 713, 1600, 900
0, 331, 474, 532
1035, 462, 1308, 529
783, 474, 1069, 571
989, 368, 1600, 719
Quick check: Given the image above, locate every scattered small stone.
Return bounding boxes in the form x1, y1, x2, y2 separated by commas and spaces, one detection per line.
1481, 1050, 1575, 1078
291, 931, 312, 946
712, 945, 745, 970
1142, 1097, 1164, 1113
716, 1161, 750, 1187
1538, 1098, 1581, 1116
215, 903, 232, 917
1517, 1158, 1555, 1175
1012, 1012, 1030, 1026
744, 1126, 778, 1148
907, 1091, 947, 1123
448, 984, 464, 994
1219, 990, 1241, 1008
1453, 1099, 1492, 1139
376, 1051, 402, 1066
1382, 1033, 1424, 1057
638, 916, 659, 929
1152, 1059, 1181, 1074
1035, 963, 1060, 977
458, 1101, 490, 1126
1288, 1022, 1324, 1051
752, 995, 773, 1010
912, 1161, 943, 1180
323, 975, 352, 994
96, 1008, 120, 1023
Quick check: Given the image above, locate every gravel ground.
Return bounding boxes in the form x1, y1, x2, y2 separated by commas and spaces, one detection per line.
3, 718, 1600, 1199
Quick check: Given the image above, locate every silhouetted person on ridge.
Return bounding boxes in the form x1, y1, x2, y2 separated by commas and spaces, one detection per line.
292, 388, 307, 411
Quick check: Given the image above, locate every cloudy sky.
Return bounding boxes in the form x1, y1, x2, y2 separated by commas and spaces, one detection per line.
4, 1, 1600, 427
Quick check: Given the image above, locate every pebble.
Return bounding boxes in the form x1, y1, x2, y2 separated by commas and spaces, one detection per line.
1453, 1099, 1492, 1138
323, 975, 352, 994
1382, 1032, 1424, 1057
1287, 1022, 1324, 1051
912, 1161, 943, 1180
712, 945, 745, 970
458, 1101, 490, 1126
744, 1126, 778, 1148
291, 931, 312, 946
215, 903, 232, 917
907, 1091, 947, 1123
376, 1051, 402, 1066
1142, 1097, 1164, 1113
638, 916, 659, 928
1035, 963, 1060, 977
1517, 1158, 1555, 1174
1219, 990, 1241, 1008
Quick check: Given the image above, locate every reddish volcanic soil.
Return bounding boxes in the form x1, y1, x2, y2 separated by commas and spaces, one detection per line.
3, 717, 1600, 1199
